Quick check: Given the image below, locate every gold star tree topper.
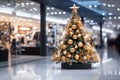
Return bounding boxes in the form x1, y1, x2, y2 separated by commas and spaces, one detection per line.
70, 4, 79, 13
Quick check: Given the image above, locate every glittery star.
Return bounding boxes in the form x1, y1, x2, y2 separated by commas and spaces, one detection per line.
70, 4, 79, 13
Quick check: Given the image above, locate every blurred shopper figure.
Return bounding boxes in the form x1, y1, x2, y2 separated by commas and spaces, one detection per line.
115, 34, 120, 54
33, 32, 40, 47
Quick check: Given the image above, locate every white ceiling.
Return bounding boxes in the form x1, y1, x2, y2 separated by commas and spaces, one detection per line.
0, 0, 119, 32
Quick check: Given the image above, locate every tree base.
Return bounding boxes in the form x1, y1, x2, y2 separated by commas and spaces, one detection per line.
61, 62, 91, 69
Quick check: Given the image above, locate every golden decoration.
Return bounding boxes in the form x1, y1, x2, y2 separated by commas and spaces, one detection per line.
70, 48, 75, 53
60, 41, 64, 45
68, 39, 73, 45
75, 45, 78, 49
77, 21, 83, 27
51, 54, 58, 61
78, 34, 81, 37
72, 25, 77, 29
76, 30, 80, 33
69, 28, 72, 31
61, 56, 66, 61
75, 54, 79, 60
92, 54, 100, 62
67, 53, 72, 58
65, 31, 69, 36
70, 4, 79, 13
73, 19, 79, 24
61, 45, 66, 50
70, 32, 73, 36
78, 42, 83, 47
73, 35, 78, 39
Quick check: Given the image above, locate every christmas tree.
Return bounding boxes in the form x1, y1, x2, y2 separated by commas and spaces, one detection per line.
51, 4, 100, 64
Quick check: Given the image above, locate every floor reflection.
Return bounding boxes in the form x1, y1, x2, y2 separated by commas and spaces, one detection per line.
0, 48, 120, 80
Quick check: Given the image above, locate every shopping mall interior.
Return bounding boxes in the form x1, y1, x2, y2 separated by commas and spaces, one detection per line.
0, 0, 120, 80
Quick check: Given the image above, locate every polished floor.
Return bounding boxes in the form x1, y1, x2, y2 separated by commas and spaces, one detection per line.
0, 47, 120, 80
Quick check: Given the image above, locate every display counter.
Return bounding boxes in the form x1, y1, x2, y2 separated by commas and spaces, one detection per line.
0, 49, 8, 62
21, 47, 40, 55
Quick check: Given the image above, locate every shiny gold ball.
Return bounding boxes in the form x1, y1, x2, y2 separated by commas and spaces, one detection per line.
61, 56, 66, 61
76, 30, 80, 33
65, 31, 69, 35
67, 53, 72, 58
68, 39, 73, 45
75, 54, 79, 60
61, 45, 66, 49
78, 34, 81, 37
77, 21, 82, 27
73, 35, 78, 39
73, 19, 79, 24
69, 28, 72, 31
51, 54, 58, 61
75, 45, 78, 49
78, 42, 83, 47
70, 48, 75, 53
60, 41, 64, 45
72, 25, 77, 29
70, 32, 73, 36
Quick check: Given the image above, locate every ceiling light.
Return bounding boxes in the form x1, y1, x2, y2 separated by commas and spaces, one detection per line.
63, 12, 66, 14
7, 3, 10, 6
33, 8, 37, 11
94, 5, 97, 8
21, 3, 25, 7
108, 4, 111, 7
89, 5, 92, 8
26, 3, 29, 5
102, 13, 105, 16
51, 12, 54, 15
108, 12, 112, 15
31, 2, 34, 5
47, 7, 50, 10
47, 13, 49, 15
117, 8, 120, 11
109, 17, 112, 19
54, 12, 57, 14
114, 17, 117, 19
118, 16, 120, 19
91, 20, 93, 23
103, 3, 106, 6
59, 12, 62, 14
51, 7, 54, 10
112, 4, 115, 7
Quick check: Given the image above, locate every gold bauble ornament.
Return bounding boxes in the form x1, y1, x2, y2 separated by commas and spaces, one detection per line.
67, 53, 72, 58
78, 42, 83, 47
70, 48, 75, 53
65, 31, 69, 35
77, 21, 82, 27
61, 45, 66, 49
51, 54, 58, 61
76, 30, 80, 33
70, 32, 73, 36
72, 25, 77, 29
69, 28, 72, 31
60, 41, 64, 45
73, 35, 78, 39
68, 39, 73, 45
61, 56, 66, 61
73, 19, 79, 24
78, 34, 81, 37
75, 45, 78, 49
75, 54, 79, 60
